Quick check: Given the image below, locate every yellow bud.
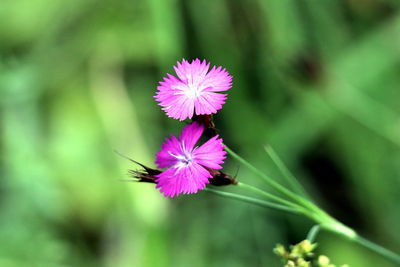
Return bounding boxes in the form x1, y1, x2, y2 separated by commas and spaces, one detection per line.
286, 260, 296, 267
274, 244, 288, 258
297, 258, 311, 267
318, 255, 330, 265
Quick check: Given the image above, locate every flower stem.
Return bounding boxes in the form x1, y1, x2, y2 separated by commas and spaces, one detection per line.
224, 146, 400, 264
225, 146, 318, 212
306, 225, 320, 243
353, 235, 400, 264
204, 187, 299, 214
319, 224, 400, 265
263, 145, 309, 199
208, 184, 400, 264
237, 182, 308, 214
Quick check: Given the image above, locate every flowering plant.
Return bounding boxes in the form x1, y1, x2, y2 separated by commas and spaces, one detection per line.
154, 121, 226, 197
155, 59, 232, 120
122, 59, 400, 266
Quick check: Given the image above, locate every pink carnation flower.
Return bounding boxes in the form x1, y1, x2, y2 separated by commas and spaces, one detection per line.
155, 122, 226, 198
155, 59, 232, 121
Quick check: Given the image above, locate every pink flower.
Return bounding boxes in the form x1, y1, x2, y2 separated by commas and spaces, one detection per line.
155, 122, 226, 197
155, 59, 232, 121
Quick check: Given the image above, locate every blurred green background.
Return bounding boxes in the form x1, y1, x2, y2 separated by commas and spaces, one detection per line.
1, 0, 400, 266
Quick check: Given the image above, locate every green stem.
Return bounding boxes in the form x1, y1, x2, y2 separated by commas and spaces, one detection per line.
208, 185, 400, 264
225, 146, 319, 213
319, 225, 400, 265
223, 146, 400, 264
204, 188, 299, 214
306, 225, 320, 243
263, 145, 309, 199
237, 182, 308, 214
353, 236, 400, 264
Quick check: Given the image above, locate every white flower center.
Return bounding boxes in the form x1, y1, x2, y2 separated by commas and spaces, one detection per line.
176, 153, 193, 165
168, 141, 195, 168
185, 84, 201, 99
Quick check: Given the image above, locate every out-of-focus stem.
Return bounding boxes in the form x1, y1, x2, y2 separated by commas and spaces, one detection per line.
319, 223, 400, 265
225, 146, 319, 213
263, 145, 309, 199
237, 182, 308, 214
353, 235, 400, 264
223, 146, 400, 264
306, 225, 320, 243
204, 188, 299, 214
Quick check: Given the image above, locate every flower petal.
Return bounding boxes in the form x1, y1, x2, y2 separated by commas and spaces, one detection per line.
155, 59, 231, 120
179, 122, 204, 152
155, 74, 196, 120
174, 58, 210, 84
194, 92, 227, 115
193, 135, 226, 170
155, 135, 181, 169
155, 163, 211, 198
199, 66, 232, 93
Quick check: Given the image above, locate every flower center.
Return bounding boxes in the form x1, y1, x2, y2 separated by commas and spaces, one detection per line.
179, 154, 193, 165
169, 153, 192, 169
186, 83, 201, 99
168, 141, 194, 168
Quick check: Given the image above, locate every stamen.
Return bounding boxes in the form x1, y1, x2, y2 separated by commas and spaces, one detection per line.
167, 142, 194, 168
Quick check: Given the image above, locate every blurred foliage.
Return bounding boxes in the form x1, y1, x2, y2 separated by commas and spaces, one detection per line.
0, 0, 400, 266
